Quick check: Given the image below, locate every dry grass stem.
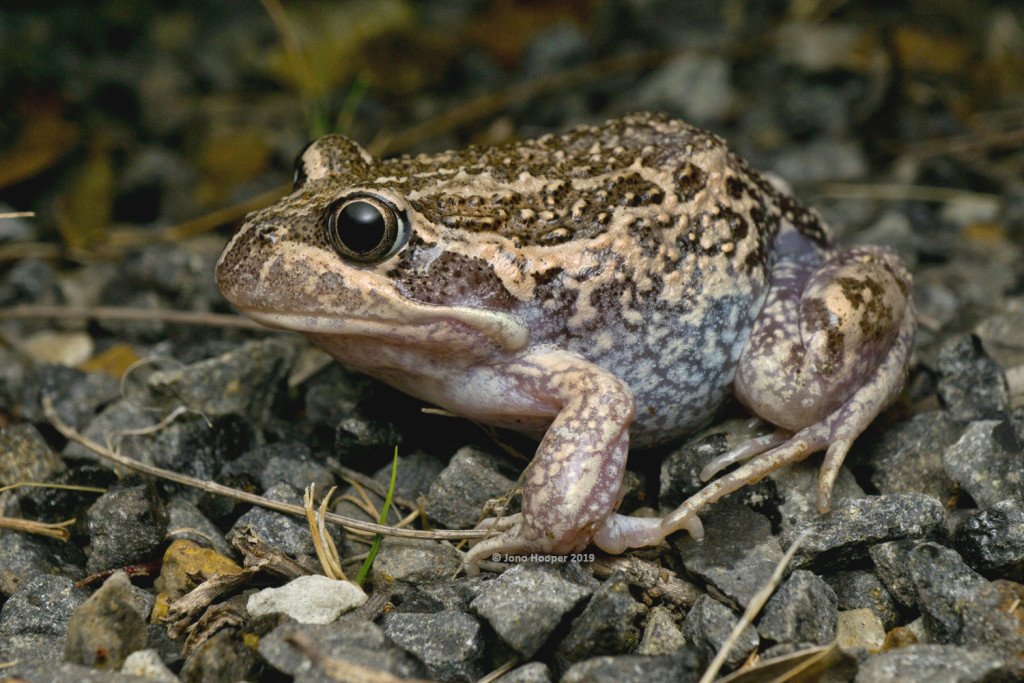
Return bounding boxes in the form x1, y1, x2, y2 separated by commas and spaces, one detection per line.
43, 395, 489, 542
304, 484, 347, 581
0, 515, 74, 541
699, 530, 811, 683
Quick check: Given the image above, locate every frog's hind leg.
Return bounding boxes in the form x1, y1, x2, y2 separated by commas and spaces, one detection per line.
663, 242, 915, 537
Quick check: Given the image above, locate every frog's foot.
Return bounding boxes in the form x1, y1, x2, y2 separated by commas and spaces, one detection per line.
461, 351, 642, 575
664, 243, 915, 537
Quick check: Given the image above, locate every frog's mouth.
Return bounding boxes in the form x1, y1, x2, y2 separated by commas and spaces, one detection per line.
216, 244, 530, 354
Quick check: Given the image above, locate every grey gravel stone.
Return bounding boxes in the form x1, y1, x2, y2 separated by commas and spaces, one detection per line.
494, 661, 553, 682
228, 482, 322, 559
757, 570, 837, 645
673, 502, 784, 608
909, 542, 986, 643
0, 660, 153, 682
956, 499, 1024, 579
683, 595, 758, 669
659, 432, 729, 508
470, 564, 591, 658
63, 400, 154, 461
823, 569, 899, 630
854, 643, 1015, 683
334, 451, 445, 529
0, 574, 89, 662
0, 529, 86, 597
165, 496, 236, 559
426, 446, 521, 529
943, 419, 1024, 508
866, 410, 961, 501
554, 571, 643, 672
254, 441, 335, 493
637, 606, 686, 656
247, 575, 367, 623
560, 649, 701, 683
958, 580, 1024, 677
64, 572, 147, 670
146, 337, 299, 425
871, 539, 925, 609
936, 334, 1011, 421
381, 610, 485, 683
787, 494, 947, 572
86, 476, 168, 574
14, 364, 121, 432
368, 537, 464, 587
259, 618, 429, 680
0, 422, 64, 485
178, 628, 259, 683
768, 459, 866, 536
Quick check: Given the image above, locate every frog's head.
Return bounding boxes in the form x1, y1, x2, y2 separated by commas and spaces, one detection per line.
215, 135, 529, 357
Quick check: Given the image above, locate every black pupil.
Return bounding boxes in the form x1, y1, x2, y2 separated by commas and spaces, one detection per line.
337, 201, 387, 253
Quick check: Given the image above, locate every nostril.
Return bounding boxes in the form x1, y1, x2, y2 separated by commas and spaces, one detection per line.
255, 224, 284, 244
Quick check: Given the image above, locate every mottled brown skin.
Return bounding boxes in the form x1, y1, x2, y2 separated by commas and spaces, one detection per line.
216, 113, 915, 572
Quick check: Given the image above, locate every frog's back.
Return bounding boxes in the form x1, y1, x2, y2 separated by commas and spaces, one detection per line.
335, 113, 830, 441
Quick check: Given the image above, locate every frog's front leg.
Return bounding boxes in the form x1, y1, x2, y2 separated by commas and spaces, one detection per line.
462, 352, 667, 574
664, 236, 915, 536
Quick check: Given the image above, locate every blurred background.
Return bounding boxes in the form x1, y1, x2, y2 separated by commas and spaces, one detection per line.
0, 0, 1022, 378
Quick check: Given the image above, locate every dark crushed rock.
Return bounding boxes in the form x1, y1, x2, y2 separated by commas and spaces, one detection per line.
333, 405, 407, 463
7, 363, 121, 431
0, 660, 154, 682
146, 337, 300, 425
62, 400, 155, 461
908, 542, 986, 643
368, 537, 464, 588
494, 661, 553, 682
333, 450, 445, 530
763, 459, 866, 536
824, 569, 899, 630
388, 574, 492, 614
870, 539, 926, 609
228, 482, 325, 559
165, 495, 237, 559
0, 422, 65, 484
756, 569, 837, 645
560, 649, 701, 683
958, 580, 1024, 677
249, 441, 335, 493
935, 334, 1011, 421
659, 432, 730, 507
787, 494, 947, 571
956, 499, 1024, 579
943, 419, 1024, 508
470, 563, 592, 658
0, 529, 86, 596
865, 410, 961, 500
258, 618, 430, 680
0, 574, 89, 662
853, 643, 1016, 683
179, 628, 260, 682
15, 463, 114, 535
682, 594, 758, 670
673, 501, 784, 608
380, 610, 486, 683
425, 445, 522, 529
85, 476, 168, 574
63, 572, 147, 670
637, 606, 686, 655
553, 571, 644, 672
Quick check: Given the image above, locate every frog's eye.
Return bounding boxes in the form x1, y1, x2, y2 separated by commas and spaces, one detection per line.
326, 193, 409, 264
292, 141, 314, 189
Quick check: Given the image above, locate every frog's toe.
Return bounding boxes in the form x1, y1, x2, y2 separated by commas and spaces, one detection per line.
699, 429, 790, 481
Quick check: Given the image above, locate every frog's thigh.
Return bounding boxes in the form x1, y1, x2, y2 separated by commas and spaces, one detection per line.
463, 352, 639, 572
712, 246, 915, 507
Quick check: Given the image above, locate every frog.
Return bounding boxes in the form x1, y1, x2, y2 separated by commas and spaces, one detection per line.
215, 112, 915, 573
